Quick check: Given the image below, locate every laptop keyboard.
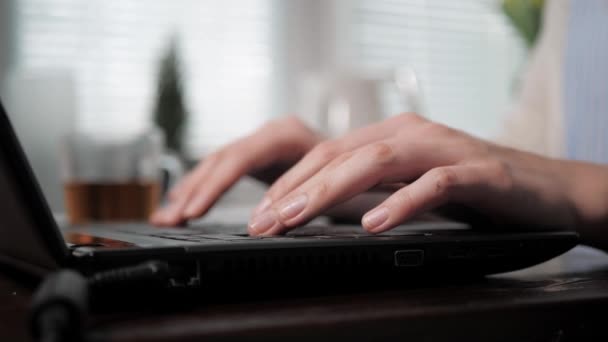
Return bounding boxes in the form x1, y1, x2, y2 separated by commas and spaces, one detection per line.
109, 223, 252, 242
105, 222, 438, 243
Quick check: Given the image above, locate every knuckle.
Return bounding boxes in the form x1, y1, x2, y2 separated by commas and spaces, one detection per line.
365, 142, 395, 165
283, 115, 306, 129
260, 117, 287, 132
312, 141, 340, 162
486, 159, 513, 191
424, 121, 452, 136
266, 115, 307, 132
430, 167, 458, 196
313, 182, 331, 198
269, 116, 289, 126
394, 120, 452, 142
395, 112, 425, 124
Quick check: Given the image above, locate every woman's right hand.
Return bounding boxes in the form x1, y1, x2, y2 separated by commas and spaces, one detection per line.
150, 113, 411, 227
150, 116, 323, 226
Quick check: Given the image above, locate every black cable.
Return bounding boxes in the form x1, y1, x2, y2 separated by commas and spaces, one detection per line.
29, 260, 171, 342
88, 259, 170, 290
29, 270, 88, 342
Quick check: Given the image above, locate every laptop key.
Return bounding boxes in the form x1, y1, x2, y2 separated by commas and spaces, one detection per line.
189, 234, 261, 241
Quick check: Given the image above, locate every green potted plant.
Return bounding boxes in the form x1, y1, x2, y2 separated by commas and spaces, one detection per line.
153, 37, 188, 157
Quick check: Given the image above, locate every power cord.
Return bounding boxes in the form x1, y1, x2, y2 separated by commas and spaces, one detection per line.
29, 260, 171, 342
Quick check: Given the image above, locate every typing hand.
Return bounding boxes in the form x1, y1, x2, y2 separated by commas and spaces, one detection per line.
247, 113, 579, 236
150, 117, 322, 226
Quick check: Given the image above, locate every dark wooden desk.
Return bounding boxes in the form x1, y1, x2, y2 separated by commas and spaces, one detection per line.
2, 246, 608, 342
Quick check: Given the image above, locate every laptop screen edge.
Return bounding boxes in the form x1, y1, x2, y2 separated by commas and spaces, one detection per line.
0, 97, 68, 271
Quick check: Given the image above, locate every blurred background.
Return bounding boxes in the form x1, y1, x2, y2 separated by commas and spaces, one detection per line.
0, 0, 537, 214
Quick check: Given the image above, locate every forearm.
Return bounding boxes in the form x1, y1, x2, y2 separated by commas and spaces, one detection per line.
508, 147, 608, 249
561, 160, 608, 249
486, 145, 608, 250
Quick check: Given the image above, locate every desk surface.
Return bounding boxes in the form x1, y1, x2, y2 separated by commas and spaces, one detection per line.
2, 246, 608, 342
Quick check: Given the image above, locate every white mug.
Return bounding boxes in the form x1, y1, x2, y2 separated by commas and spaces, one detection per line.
297, 67, 423, 137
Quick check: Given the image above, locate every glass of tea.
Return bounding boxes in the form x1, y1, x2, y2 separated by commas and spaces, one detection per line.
60, 128, 182, 225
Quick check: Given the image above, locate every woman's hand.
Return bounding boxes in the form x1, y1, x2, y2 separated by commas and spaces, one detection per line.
150, 116, 323, 226
248, 113, 583, 237
152, 112, 608, 250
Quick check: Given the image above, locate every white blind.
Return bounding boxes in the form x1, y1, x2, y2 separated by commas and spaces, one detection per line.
14, 0, 276, 156
351, 0, 526, 137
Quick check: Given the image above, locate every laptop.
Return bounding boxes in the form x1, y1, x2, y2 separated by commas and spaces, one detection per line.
0, 98, 578, 289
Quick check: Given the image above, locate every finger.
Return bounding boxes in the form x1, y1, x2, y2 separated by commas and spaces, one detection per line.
361, 163, 507, 233
181, 154, 249, 219
249, 141, 399, 235
149, 183, 200, 226
368, 182, 408, 192
324, 191, 392, 223
154, 132, 268, 224
150, 155, 222, 225
167, 126, 269, 204
153, 116, 321, 226
158, 132, 291, 223
258, 113, 423, 210
167, 155, 218, 201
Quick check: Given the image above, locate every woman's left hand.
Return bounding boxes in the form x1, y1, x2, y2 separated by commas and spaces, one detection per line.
248, 113, 578, 236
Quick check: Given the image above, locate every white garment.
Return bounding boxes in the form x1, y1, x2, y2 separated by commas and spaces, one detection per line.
497, 0, 568, 157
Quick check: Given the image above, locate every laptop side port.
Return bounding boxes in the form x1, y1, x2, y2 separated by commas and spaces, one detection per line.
394, 249, 424, 267
167, 261, 201, 288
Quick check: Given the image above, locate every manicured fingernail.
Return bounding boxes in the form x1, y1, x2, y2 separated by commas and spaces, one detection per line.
253, 196, 272, 215
249, 210, 277, 235
279, 194, 308, 220
363, 207, 389, 232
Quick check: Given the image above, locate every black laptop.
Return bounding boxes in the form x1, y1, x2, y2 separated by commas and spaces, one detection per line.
0, 99, 578, 289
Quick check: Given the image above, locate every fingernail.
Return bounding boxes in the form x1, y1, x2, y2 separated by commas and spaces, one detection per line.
363, 207, 389, 232
249, 210, 277, 235
253, 196, 272, 215
279, 194, 308, 220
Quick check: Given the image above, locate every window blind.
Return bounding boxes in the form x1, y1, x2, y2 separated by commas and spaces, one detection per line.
14, 0, 276, 156
350, 0, 526, 137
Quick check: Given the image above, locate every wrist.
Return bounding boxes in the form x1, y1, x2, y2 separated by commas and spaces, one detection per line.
493, 146, 580, 228
560, 160, 608, 248
488, 145, 608, 249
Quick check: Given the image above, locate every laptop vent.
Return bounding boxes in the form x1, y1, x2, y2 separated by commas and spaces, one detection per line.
206, 248, 388, 276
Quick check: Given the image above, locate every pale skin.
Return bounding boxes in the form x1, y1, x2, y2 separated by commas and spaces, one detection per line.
150, 113, 608, 250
